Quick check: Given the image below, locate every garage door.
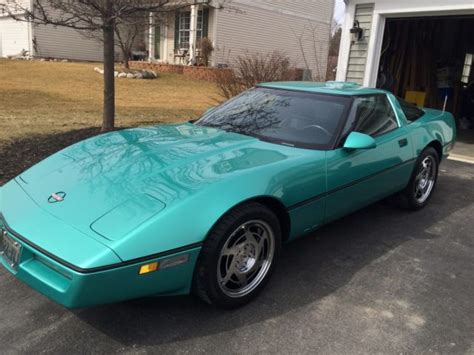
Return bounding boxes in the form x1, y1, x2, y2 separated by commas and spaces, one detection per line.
0, 17, 30, 57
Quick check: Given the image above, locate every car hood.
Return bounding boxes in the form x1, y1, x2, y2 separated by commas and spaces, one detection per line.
14, 123, 289, 244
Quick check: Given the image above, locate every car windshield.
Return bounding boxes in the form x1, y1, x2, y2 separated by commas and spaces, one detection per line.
196, 87, 351, 149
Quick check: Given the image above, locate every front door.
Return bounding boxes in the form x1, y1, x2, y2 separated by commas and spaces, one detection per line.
324, 94, 414, 222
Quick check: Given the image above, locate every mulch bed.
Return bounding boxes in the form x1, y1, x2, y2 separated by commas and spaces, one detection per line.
0, 127, 102, 185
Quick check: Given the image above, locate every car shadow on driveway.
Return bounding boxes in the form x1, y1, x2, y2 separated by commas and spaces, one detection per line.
69, 162, 473, 349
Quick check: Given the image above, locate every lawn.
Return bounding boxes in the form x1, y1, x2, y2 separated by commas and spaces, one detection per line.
0, 59, 219, 184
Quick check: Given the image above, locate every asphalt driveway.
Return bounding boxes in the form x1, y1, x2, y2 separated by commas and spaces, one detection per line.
1, 159, 473, 354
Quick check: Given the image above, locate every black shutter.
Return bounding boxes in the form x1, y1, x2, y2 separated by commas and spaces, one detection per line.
202, 8, 209, 39
174, 12, 180, 49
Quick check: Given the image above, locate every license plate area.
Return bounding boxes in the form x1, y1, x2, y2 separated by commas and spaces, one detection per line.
0, 231, 22, 269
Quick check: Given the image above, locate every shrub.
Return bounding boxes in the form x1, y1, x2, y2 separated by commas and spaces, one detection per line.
197, 37, 214, 67
215, 51, 296, 99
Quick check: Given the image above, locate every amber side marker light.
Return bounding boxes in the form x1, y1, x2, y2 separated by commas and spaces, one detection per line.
139, 262, 159, 275
138, 254, 190, 275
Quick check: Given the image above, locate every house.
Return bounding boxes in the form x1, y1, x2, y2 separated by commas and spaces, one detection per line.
0, 0, 104, 61
336, 0, 474, 123
0, 0, 335, 79
145, 0, 335, 79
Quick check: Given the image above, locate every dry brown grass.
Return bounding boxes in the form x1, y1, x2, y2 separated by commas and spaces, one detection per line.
0, 59, 218, 143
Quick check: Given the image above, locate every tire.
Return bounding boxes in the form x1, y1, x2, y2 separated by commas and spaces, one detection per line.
193, 202, 282, 308
398, 147, 439, 210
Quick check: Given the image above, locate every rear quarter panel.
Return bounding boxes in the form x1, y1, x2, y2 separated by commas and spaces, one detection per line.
406, 109, 456, 158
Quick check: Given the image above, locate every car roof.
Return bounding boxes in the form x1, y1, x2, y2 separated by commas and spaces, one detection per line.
257, 81, 388, 96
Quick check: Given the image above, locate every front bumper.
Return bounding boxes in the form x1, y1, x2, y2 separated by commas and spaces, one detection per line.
0, 219, 201, 308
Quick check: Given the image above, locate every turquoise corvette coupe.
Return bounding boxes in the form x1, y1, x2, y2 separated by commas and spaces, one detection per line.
0, 82, 455, 308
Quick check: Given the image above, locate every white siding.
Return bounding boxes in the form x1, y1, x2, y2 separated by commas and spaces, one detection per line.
252, 0, 334, 19
213, 0, 333, 80
0, 17, 31, 57
345, 3, 374, 84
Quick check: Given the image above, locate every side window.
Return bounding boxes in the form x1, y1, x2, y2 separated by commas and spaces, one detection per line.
397, 97, 425, 122
352, 95, 398, 137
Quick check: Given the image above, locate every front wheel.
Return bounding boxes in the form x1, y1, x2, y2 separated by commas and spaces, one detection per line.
193, 202, 281, 308
398, 147, 439, 210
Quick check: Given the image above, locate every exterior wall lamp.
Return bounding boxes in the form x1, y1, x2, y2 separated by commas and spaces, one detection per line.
350, 20, 363, 42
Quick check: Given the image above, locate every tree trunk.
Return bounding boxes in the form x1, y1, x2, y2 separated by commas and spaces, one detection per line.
123, 50, 130, 69
102, 1, 115, 132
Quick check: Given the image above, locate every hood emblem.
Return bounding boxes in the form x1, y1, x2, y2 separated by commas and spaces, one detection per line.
48, 192, 66, 203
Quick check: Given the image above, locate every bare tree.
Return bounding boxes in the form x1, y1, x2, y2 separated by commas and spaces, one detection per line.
329, 27, 342, 57
115, 20, 147, 69
292, 22, 329, 81
1, 0, 195, 132
326, 26, 342, 80
291, 1, 334, 83
82, 11, 163, 70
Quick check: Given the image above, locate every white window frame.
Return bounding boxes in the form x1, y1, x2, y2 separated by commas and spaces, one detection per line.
178, 10, 204, 49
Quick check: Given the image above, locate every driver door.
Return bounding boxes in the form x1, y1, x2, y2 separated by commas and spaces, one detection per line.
324, 94, 414, 223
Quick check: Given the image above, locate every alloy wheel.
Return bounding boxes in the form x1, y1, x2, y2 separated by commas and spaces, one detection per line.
217, 219, 275, 298
414, 156, 437, 204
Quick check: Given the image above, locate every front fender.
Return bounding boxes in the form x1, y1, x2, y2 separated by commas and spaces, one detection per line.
108, 152, 326, 261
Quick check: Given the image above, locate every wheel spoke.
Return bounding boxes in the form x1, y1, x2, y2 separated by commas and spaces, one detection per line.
220, 270, 235, 286
244, 230, 265, 259
255, 231, 266, 259
244, 230, 257, 244
221, 257, 239, 284
416, 170, 424, 181
220, 252, 239, 285
235, 272, 248, 287
221, 245, 240, 257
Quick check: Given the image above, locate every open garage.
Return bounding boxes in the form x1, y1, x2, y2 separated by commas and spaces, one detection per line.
377, 15, 474, 151
336, 0, 474, 159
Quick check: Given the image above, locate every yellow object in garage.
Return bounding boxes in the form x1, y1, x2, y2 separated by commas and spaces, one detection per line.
405, 91, 426, 107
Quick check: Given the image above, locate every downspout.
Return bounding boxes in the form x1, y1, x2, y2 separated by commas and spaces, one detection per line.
28, 0, 34, 56
335, 1, 354, 81
27, 19, 33, 56
189, 3, 198, 65
148, 12, 154, 61
211, 6, 219, 66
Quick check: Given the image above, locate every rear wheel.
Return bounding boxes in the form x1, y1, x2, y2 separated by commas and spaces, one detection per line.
193, 202, 281, 308
398, 147, 439, 210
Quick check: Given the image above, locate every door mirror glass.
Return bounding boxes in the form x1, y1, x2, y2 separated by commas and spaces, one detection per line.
343, 131, 377, 150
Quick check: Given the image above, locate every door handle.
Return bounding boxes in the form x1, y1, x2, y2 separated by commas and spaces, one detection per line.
398, 138, 408, 147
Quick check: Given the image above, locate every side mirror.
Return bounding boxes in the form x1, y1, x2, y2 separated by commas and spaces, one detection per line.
343, 131, 377, 150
